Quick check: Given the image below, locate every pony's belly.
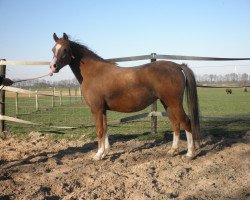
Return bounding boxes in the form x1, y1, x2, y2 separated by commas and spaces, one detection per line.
106, 94, 157, 113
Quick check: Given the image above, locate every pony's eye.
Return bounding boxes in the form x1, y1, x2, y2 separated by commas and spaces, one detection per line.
62, 49, 67, 58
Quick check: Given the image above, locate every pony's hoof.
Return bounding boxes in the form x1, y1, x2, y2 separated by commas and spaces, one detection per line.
167, 148, 179, 157
93, 153, 102, 161
101, 148, 110, 159
181, 154, 194, 161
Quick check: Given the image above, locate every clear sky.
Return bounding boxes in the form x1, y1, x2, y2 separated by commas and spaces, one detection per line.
0, 0, 250, 81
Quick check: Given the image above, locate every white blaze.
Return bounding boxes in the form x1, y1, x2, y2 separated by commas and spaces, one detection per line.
55, 44, 62, 57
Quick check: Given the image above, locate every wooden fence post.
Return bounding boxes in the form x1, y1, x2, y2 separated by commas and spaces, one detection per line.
75, 88, 77, 103
69, 88, 71, 104
52, 87, 55, 107
150, 53, 157, 134
16, 92, 19, 115
0, 59, 6, 134
35, 90, 39, 111
59, 90, 62, 106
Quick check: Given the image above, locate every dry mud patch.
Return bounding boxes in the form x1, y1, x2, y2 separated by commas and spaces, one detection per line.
0, 131, 249, 200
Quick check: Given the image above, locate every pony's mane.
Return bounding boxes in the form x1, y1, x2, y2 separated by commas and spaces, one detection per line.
69, 40, 110, 63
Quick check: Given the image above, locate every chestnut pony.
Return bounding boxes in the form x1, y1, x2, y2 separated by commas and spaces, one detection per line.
50, 33, 201, 160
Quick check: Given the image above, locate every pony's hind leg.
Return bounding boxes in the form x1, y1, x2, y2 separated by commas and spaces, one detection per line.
185, 130, 194, 158
177, 107, 195, 158
168, 104, 195, 159
161, 101, 181, 156
167, 107, 181, 156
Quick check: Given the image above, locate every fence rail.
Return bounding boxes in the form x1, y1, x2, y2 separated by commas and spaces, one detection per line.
1, 53, 250, 134
1, 53, 250, 66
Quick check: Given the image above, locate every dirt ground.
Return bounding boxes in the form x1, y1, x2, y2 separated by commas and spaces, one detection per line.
0, 131, 249, 200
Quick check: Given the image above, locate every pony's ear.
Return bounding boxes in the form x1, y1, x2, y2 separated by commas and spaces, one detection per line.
53, 33, 59, 42
63, 33, 69, 41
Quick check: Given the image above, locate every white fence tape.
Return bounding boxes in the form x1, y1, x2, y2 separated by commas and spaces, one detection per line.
2, 86, 33, 94
0, 115, 76, 129
2, 86, 58, 97
0, 60, 50, 65
0, 115, 38, 125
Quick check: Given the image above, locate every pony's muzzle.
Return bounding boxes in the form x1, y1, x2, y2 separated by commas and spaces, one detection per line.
53, 64, 59, 73
50, 57, 60, 73
50, 64, 58, 73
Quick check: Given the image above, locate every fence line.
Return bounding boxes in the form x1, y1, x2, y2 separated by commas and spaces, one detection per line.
3, 85, 249, 130
1, 53, 250, 134
1, 54, 250, 66
0, 60, 50, 65
3, 86, 82, 114
0, 115, 77, 129
3, 86, 58, 96
197, 85, 250, 88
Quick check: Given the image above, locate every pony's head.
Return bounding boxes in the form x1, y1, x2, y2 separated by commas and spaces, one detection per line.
50, 33, 74, 73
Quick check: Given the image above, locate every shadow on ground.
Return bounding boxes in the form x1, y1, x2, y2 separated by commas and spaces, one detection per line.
2, 118, 249, 169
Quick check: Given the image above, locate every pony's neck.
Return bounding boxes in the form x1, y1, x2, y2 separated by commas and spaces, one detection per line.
69, 41, 106, 63
69, 40, 114, 84
69, 59, 83, 84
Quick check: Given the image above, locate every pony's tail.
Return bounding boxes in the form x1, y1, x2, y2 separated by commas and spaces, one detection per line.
181, 64, 201, 147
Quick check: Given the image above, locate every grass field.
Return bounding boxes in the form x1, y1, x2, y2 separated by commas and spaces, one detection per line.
3, 87, 250, 141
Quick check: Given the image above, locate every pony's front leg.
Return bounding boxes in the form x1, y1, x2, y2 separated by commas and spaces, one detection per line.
93, 111, 110, 161
100, 111, 110, 159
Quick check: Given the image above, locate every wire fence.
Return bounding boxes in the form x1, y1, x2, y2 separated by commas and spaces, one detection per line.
6, 88, 86, 123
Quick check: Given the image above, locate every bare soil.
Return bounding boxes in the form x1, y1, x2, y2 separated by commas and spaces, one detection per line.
0, 131, 249, 200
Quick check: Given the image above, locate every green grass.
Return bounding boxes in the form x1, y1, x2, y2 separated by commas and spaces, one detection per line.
4, 87, 250, 141
197, 88, 250, 117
